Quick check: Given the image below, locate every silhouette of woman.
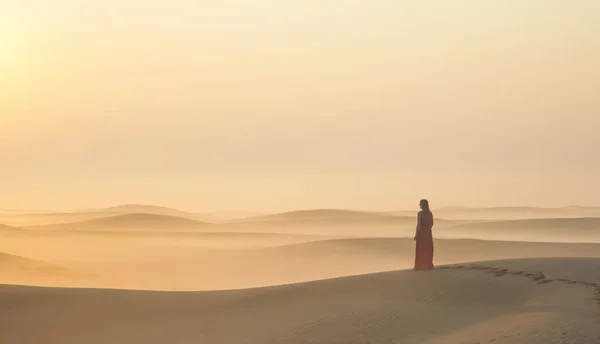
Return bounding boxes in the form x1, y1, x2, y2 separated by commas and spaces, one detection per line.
414, 199, 434, 271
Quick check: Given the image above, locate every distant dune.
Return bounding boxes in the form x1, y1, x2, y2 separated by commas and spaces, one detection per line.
0, 252, 64, 281
260, 237, 600, 261
5, 204, 600, 223
0, 209, 48, 214
1, 257, 598, 344
233, 209, 403, 222
0, 252, 38, 264
201, 211, 266, 222
6, 204, 600, 228
10, 209, 600, 241
217, 209, 442, 236
0, 211, 124, 227
202, 238, 600, 287
454, 217, 600, 230
229, 208, 458, 228
225, 209, 599, 240
0, 251, 75, 289
0, 204, 206, 227
388, 206, 600, 220
10, 209, 419, 235
446, 217, 600, 242
27, 213, 213, 232
7, 236, 596, 291
0, 224, 20, 231
101, 204, 198, 217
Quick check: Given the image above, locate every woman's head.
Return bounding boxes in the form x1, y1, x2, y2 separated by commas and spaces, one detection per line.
419, 199, 430, 212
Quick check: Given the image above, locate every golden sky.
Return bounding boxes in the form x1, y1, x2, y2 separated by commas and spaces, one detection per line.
1, 1, 599, 211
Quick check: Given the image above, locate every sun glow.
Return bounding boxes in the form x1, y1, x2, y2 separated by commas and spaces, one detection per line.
0, 17, 21, 71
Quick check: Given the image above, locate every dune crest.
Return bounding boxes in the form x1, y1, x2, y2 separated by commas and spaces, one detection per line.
27, 213, 213, 232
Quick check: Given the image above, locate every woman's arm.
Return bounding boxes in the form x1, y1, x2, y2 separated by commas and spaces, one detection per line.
414, 211, 422, 240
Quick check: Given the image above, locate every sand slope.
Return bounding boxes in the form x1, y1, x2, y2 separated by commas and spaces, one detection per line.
1, 258, 598, 344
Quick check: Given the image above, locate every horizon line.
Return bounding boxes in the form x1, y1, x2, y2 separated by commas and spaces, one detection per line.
1, 203, 599, 214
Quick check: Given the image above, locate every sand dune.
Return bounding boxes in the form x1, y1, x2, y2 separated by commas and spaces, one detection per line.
11, 209, 407, 233
0, 204, 205, 227
0, 205, 261, 226
0, 252, 54, 269
5, 204, 600, 227
258, 237, 600, 263
201, 210, 266, 222
447, 217, 600, 242
222, 209, 459, 236
0, 208, 49, 215
0, 252, 67, 285
102, 204, 209, 221
454, 217, 600, 230
27, 213, 214, 232
2, 214, 599, 343
15, 209, 437, 236
232, 209, 453, 226
390, 206, 600, 220
3, 232, 600, 291
0, 224, 20, 231
0, 211, 125, 227
102, 204, 194, 215
235, 209, 407, 223
8, 206, 599, 243
1, 257, 598, 344
12, 212, 600, 244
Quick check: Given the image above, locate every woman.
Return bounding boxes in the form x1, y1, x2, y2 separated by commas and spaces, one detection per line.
414, 199, 434, 271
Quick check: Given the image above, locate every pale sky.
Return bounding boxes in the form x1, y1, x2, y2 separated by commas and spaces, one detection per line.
1, 1, 599, 212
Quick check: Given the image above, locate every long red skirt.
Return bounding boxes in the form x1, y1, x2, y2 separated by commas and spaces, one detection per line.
414, 227, 434, 271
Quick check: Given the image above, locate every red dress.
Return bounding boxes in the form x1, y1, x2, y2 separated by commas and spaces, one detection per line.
414, 212, 434, 271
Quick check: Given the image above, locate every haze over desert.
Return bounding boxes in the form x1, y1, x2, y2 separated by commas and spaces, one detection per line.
0, 205, 599, 343
2, 0, 600, 343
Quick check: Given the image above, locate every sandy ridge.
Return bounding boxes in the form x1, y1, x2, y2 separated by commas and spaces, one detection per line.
439, 263, 600, 306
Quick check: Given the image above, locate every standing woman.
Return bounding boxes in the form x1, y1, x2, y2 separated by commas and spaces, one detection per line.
414, 199, 434, 270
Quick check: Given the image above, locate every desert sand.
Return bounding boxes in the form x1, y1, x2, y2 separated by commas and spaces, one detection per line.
1, 206, 599, 343
0, 258, 598, 343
